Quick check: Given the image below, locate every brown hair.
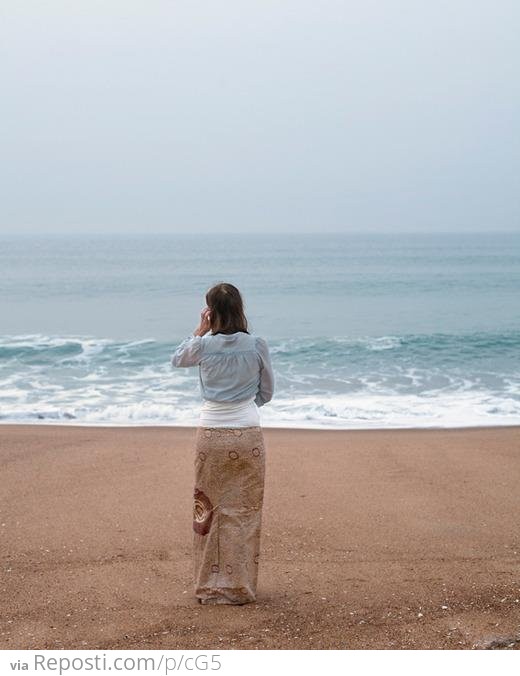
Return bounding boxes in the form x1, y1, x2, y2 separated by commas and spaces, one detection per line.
205, 282, 249, 335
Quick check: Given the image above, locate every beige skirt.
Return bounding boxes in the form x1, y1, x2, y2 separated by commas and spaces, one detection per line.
192, 425, 266, 605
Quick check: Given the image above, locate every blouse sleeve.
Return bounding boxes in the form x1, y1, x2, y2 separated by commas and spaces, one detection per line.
171, 335, 203, 368
254, 337, 275, 407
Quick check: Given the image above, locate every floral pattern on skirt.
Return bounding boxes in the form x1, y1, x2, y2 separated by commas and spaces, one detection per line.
193, 425, 266, 605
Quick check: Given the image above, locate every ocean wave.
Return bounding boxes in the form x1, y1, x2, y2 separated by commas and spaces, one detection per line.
1, 330, 520, 428
2, 390, 519, 428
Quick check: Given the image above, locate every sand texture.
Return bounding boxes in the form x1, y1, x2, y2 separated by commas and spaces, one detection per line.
1, 424, 519, 650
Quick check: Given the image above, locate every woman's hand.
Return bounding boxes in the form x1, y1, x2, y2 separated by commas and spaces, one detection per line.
193, 307, 212, 337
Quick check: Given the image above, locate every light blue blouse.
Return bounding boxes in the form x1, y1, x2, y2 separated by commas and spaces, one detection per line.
171, 332, 275, 407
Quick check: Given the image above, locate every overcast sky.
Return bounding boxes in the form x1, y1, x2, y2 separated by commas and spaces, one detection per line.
1, 0, 519, 234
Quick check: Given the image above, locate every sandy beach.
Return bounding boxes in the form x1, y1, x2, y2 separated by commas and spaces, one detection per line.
1, 423, 519, 650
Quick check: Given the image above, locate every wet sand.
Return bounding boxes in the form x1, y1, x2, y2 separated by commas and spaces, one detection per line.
1, 424, 519, 650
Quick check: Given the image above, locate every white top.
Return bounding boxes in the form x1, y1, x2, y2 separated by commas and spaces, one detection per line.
199, 395, 260, 428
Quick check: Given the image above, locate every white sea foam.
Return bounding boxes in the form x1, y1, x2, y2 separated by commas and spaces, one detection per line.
1, 390, 519, 429
1, 330, 519, 429
358, 336, 403, 351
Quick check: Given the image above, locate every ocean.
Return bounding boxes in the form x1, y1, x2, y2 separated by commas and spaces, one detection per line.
1, 231, 519, 429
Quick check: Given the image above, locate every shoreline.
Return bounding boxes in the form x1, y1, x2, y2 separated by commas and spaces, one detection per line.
1, 421, 520, 432
1, 424, 519, 649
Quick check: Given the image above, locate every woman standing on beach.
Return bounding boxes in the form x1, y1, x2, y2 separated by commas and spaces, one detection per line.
171, 282, 275, 605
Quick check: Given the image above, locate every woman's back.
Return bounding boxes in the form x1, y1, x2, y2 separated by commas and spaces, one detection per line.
171, 331, 274, 407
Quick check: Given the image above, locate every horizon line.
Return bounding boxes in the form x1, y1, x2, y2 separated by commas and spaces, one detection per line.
1, 229, 519, 237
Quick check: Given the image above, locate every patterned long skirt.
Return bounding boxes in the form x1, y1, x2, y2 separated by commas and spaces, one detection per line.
192, 425, 266, 605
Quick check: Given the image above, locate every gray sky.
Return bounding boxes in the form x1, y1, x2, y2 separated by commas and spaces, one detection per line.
1, 0, 519, 233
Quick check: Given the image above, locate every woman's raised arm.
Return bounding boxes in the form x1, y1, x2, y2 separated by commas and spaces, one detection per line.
171, 335, 203, 368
